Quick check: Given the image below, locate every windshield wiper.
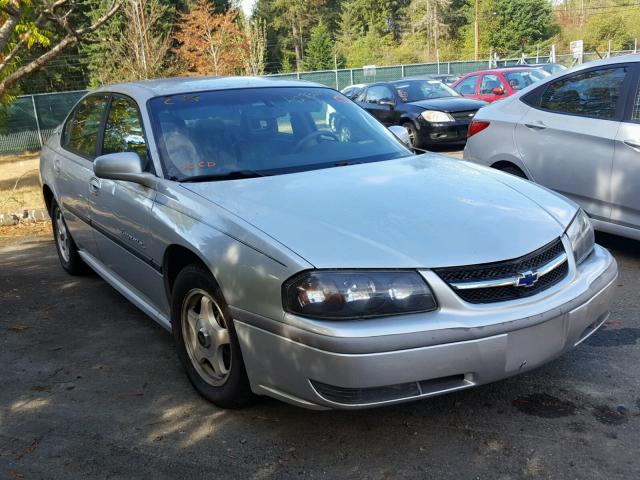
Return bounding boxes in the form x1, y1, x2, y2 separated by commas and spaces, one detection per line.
179, 170, 269, 183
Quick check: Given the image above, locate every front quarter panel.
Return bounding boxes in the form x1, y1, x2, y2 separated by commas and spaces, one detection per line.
149, 181, 313, 322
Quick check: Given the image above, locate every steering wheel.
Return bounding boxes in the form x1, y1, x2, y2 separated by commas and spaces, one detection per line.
295, 130, 339, 151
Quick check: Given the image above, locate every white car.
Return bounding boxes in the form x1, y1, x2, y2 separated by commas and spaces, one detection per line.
464, 54, 640, 241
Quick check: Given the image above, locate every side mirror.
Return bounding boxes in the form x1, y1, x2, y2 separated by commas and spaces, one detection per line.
388, 125, 411, 148
379, 98, 396, 108
492, 87, 505, 96
94, 152, 155, 188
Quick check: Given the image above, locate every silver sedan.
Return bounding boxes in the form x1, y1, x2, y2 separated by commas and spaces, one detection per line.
40, 77, 617, 410
463, 54, 640, 241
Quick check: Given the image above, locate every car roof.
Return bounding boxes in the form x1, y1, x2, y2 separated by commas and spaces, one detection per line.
92, 76, 326, 101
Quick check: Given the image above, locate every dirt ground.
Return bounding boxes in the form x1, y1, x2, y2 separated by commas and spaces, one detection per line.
0, 152, 43, 213
1, 229, 639, 479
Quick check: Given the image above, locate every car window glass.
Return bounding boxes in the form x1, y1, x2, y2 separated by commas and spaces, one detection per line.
480, 74, 502, 94
64, 95, 109, 158
540, 67, 627, 119
365, 85, 394, 103
633, 83, 640, 121
393, 80, 459, 102
455, 75, 478, 95
504, 71, 546, 90
149, 87, 409, 181
102, 96, 148, 164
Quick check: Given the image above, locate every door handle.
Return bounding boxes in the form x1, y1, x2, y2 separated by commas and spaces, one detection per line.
623, 139, 640, 152
53, 159, 61, 173
89, 177, 101, 196
524, 121, 546, 130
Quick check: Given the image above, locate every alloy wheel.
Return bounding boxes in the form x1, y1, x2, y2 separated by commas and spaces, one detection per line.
181, 289, 232, 387
55, 208, 70, 263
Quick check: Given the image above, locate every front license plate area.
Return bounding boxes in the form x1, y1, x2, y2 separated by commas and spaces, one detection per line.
505, 315, 567, 373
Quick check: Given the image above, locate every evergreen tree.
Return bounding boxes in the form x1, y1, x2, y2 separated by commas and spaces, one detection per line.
303, 21, 335, 70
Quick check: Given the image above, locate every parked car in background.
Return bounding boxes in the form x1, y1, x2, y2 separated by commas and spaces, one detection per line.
40, 77, 616, 410
340, 83, 367, 100
405, 74, 462, 86
452, 67, 549, 102
464, 55, 640, 241
353, 79, 487, 148
502, 63, 568, 75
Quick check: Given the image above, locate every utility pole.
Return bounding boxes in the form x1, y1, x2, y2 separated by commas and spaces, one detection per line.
474, 0, 480, 61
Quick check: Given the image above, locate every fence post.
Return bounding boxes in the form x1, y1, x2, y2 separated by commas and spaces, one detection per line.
350, 69, 354, 85
635, 38, 638, 53
447, 62, 450, 74
401, 64, 405, 78
296, 71, 301, 80
31, 95, 43, 148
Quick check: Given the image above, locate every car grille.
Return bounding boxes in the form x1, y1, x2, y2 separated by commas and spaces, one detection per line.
450, 110, 477, 121
434, 238, 569, 304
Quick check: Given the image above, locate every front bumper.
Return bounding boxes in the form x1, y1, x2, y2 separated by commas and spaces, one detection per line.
416, 118, 471, 145
233, 242, 617, 410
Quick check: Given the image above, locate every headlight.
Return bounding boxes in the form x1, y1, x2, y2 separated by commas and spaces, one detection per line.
565, 209, 595, 264
283, 271, 437, 319
421, 110, 454, 122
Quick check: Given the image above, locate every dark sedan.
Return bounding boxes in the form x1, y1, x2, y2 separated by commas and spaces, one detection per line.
354, 79, 487, 148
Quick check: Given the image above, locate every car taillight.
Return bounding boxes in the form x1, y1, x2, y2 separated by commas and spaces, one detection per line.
468, 120, 490, 138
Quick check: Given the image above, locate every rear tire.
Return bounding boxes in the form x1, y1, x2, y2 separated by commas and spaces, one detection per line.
171, 264, 254, 408
51, 201, 86, 275
496, 164, 527, 179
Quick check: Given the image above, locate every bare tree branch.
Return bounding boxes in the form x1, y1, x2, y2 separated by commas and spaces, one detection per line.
0, 0, 122, 98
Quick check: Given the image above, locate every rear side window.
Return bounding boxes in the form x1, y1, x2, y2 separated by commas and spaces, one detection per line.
456, 75, 478, 95
63, 95, 109, 158
102, 96, 148, 163
540, 67, 627, 119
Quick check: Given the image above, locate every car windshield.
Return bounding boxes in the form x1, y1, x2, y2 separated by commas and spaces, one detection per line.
148, 87, 411, 181
504, 70, 548, 90
392, 80, 460, 102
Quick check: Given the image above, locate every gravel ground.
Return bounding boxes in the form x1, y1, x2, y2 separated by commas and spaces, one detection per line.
1, 231, 639, 480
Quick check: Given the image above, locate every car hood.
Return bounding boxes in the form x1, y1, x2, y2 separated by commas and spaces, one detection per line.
408, 97, 487, 112
182, 155, 574, 269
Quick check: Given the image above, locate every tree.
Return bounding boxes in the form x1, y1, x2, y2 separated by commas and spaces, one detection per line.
240, 16, 267, 75
405, 0, 451, 59
476, 0, 558, 56
86, 0, 174, 85
0, 0, 121, 100
174, 0, 246, 76
303, 20, 334, 70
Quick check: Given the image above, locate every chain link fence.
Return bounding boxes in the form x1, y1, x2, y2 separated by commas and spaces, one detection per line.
1, 90, 86, 154
1, 50, 636, 155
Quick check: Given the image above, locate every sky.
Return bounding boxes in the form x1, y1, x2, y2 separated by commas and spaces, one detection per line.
239, 0, 255, 16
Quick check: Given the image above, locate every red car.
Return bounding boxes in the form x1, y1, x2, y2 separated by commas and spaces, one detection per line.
451, 67, 549, 102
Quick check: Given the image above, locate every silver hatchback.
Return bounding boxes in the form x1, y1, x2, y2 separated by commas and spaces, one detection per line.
464, 55, 640, 241
40, 77, 616, 410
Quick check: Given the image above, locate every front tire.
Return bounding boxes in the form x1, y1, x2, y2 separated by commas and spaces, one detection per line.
51, 201, 86, 275
171, 264, 254, 408
402, 121, 422, 149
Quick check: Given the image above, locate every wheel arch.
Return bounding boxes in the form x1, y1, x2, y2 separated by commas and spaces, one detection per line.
163, 244, 212, 303
490, 160, 529, 179
42, 184, 54, 217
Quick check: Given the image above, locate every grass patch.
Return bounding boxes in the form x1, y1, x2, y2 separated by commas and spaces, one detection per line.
0, 151, 44, 213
